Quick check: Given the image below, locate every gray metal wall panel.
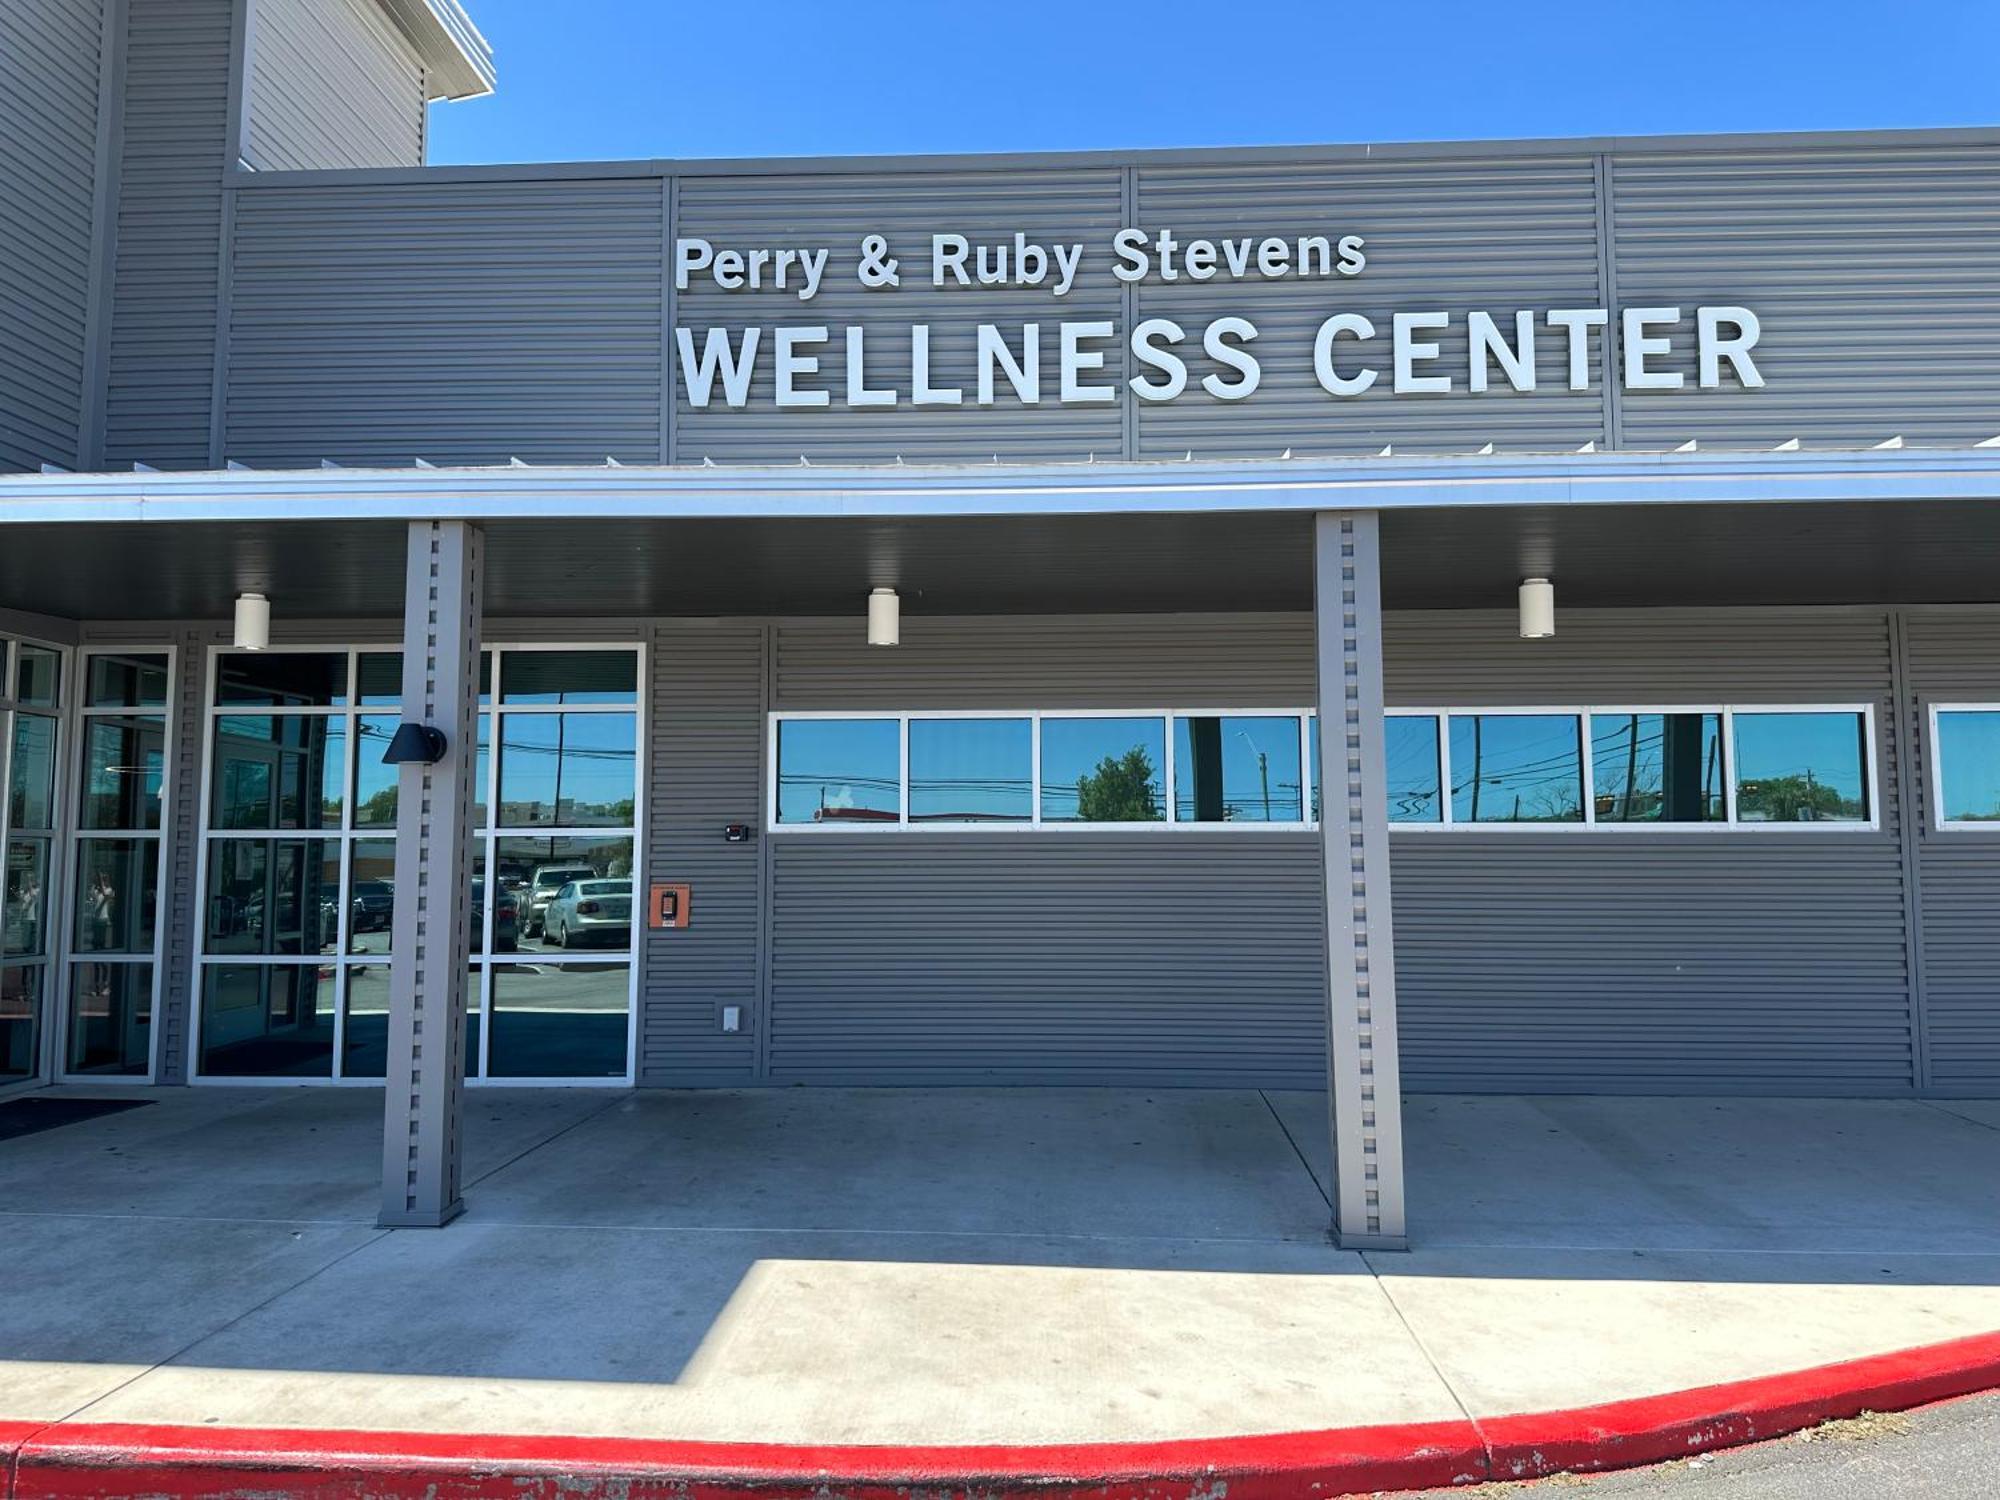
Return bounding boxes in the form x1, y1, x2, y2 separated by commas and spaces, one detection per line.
0, 0, 104, 471
1132, 156, 1610, 459
1386, 607, 1916, 1095
222, 178, 664, 465
640, 620, 763, 1086
1901, 609, 2000, 1095
1611, 147, 2000, 448
102, 0, 233, 470
671, 168, 1128, 464
243, 0, 424, 172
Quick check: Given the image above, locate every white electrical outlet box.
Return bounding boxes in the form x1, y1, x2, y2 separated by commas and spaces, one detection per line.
720, 1005, 742, 1033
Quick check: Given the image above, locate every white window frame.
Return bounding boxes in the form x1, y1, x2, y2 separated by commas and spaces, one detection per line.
1928, 703, 2000, 833
56, 645, 177, 1085
190, 641, 645, 1089
1386, 703, 1880, 832
767, 709, 1320, 832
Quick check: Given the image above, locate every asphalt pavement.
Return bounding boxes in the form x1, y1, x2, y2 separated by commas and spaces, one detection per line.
1405, 1391, 2000, 1497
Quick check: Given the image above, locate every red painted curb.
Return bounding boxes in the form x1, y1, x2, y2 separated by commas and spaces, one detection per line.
4, 1329, 1997, 1499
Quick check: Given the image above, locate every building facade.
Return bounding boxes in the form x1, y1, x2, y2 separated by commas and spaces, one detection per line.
3, 0, 1998, 1241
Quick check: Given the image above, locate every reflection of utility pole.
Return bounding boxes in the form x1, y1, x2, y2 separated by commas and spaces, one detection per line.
1622, 712, 1640, 820
1235, 729, 1271, 821
1469, 718, 1484, 821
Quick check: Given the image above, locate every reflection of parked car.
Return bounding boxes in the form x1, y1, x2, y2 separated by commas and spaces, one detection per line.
543, 879, 632, 949
350, 880, 395, 934
522, 864, 597, 938
471, 881, 518, 952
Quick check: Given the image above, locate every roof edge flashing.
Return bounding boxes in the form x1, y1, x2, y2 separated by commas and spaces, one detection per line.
376, 0, 494, 100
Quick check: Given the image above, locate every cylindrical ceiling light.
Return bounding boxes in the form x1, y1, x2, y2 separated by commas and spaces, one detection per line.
233, 592, 271, 651
1518, 578, 1555, 640
866, 587, 900, 647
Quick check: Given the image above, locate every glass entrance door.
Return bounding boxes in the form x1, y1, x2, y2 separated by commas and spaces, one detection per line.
1, 636, 66, 1087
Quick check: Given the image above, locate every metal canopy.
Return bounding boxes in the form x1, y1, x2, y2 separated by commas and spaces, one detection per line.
0, 500, 1996, 623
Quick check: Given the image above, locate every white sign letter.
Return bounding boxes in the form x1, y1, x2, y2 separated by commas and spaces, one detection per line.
1201, 317, 1260, 401
1129, 318, 1187, 401
1623, 307, 1684, 390
1313, 314, 1378, 397
845, 326, 896, 408
1060, 321, 1117, 403
1468, 310, 1537, 394
673, 238, 714, 291
1393, 311, 1452, 394
774, 326, 829, 409
1545, 309, 1608, 391
977, 324, 1040, 405
911, 325, 963, 406
1697, 306, 1765, 389
674, 326, 759, 408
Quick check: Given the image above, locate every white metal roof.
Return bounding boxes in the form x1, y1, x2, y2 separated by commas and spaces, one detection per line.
374, 0, 494, 100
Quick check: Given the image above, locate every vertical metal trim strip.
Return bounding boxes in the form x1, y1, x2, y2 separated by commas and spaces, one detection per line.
753, 620, 775, 1082
1594, 153, 1623, 450
1120, 165, 1138, 461
1888, 608, 1933, 1092
78, 0, 129, 471
661, 174, 678, 465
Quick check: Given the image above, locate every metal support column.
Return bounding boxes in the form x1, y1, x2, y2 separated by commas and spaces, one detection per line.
379, 520, 483, 1229
1313, 511, 1409, 1250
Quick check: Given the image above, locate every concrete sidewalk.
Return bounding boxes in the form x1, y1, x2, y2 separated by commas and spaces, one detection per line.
0, 1085, 1997, 1449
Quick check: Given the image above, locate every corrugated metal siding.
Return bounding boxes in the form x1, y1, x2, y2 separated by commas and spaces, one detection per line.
672, 169, 1128, 464
102, 0, 233, 470
1901, 609, 2000, 1096
243, 0, 424, 172
1132, 156, 1609, 459
1387, 607, 1917, 1095
0, 0, 103, 471
222, 178, 664, 465
768, 835, 1327, 1086
1611, 147, 2000, 448
640, 621, 764, 1086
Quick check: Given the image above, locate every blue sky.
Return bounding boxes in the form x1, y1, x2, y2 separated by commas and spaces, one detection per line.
428, 1, 2000, 165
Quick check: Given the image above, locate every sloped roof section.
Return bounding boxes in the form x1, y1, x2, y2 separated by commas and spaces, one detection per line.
375, 0, 494, 100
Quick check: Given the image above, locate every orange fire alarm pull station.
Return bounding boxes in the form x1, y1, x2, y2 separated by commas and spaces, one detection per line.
648, 882, 691, 930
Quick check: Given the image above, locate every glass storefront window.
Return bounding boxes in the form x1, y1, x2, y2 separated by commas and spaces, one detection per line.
203, 838, 340, 956
4, 839, 49, 958
14, 646, 60, 708
775, 718, 900, 825
0, 966, 42, 1082
1933, 709, 2000, 827
1590, 713, 1726, 823
1448, 713, 1584, 824
1173, 714, 1304, 823
86, 653, 169, 709
72, 839, 160, 953
346, 838, 397, 956
497, 712, 637, 827
908, 718, 1031, 823
10, 714, 57, 830
1385, 715, 1442, 824
1039, 716, 1165, 823
355, 653, 402, 706
488, 961, 629, 1078
199, 964, 335, 1078
67, 962, 153, 1076
500, 650, 637, 705
214, 652, 348, 708
81, 718, 166, 830
1733, 711, 1870, 823
351, 715, 399, 828
211, 715, 344, 830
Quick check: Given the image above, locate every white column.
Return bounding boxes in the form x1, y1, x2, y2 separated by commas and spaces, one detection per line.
379, 520, 483, 1229
1313, 511, 1408, 1249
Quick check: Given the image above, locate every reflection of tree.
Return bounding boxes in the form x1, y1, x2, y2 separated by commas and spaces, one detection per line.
356, 787, 399, 827
1740, 773, 1849, 822
1075, 749, 1159, 822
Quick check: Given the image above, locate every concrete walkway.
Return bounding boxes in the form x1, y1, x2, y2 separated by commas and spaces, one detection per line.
0, 1085, 1997, 1447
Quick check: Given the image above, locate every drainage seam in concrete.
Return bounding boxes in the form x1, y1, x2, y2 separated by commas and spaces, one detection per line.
1920, 1100, 2000, 1136
50, 1226, 396, 1426
1359, 1249, 1482, 1440
1257, 1088, 1334, 1214
410, 1218, 1333, 1249
460, 1091, 636, 1191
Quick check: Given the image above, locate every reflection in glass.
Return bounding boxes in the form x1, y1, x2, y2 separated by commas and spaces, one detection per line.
0, 965, 41, 1079
346, 838, 397, 955
15, 646, 60, 707
81, 717, 166, 829
1448, 714, 1584, 823
355, 653, 402, 706
341, 966, 391, 1078
473, 712, 490, 827
66, 961, 152, 1075
909, 719, 1030, 822
1039, 717, 1165, 823
203, 839, 339, 955
1936, 711, 2000, 824
9, 713, 56, 829
495, 837, 635, 945
1174, 715, 1304, 823
4, 839, 49, 957
87, 653, 169, 709
1385, 716, 1442, 823
488, 962, 629, 1077
466, 964, 484, 1076
1733, 712, 1869, 823
199, 964, 334, 1077
497, 712, 637, 827
775, 719, 900, 825
352, 715, 399, 828
1590, 713, 1725, 823
213, 652, 347, 708
500, 650, 637, 705
211, 715, 344, 829
72, 839, 160, 953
